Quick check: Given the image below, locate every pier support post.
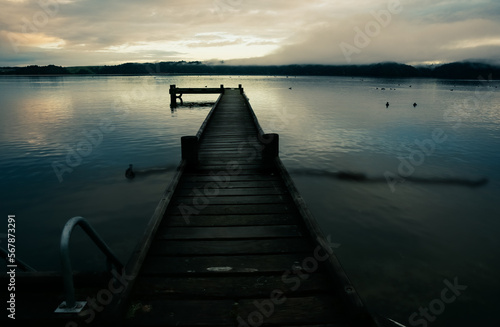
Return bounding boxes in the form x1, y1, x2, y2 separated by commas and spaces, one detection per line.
170, 84, 177, 108
181, 136, 198, 168
261, 133, 279, 163
239, 84, 243, 94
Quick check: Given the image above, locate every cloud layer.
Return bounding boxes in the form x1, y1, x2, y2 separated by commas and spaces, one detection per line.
1, 0, 499, 66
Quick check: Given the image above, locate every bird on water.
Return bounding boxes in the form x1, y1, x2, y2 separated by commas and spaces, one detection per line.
386, 102, 389, 108
125, 164, 135, 179
413, 103, 417, 107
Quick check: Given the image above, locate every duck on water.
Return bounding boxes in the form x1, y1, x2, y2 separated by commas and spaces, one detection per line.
125, 164, 135, 179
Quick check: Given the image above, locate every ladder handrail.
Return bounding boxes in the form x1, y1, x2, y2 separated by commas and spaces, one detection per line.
0, 246, 36, 272
59, 216, 124, 310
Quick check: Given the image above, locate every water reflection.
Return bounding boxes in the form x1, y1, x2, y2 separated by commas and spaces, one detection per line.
124, 164, 178, 179
290, 168, 488, 187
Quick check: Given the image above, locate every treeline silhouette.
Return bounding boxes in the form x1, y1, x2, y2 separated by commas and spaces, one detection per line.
1, 61, 499, 79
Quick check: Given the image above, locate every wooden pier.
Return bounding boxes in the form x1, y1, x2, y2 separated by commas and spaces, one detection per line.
110, 87, 379, 326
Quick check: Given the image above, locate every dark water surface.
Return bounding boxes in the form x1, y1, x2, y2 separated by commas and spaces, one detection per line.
1, 75, 499, 326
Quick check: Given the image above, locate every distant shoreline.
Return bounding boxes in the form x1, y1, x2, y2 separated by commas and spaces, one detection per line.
1, 74, 498, 80
1, 61, 500, 79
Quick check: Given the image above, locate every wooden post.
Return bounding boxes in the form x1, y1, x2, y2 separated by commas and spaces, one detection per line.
220, 84, 225, 94
170, 85, 177, 107
181, 136, 198, 168
239, 84, 243, 94
262, 133, 279, 163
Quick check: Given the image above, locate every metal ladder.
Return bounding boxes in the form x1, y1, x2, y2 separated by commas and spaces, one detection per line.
55, 216, 123, 313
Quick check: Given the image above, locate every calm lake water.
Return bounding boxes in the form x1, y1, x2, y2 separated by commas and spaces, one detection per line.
1, 75, 499, 326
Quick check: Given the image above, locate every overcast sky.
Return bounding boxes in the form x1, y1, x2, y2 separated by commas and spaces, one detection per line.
1, 0, 500, 67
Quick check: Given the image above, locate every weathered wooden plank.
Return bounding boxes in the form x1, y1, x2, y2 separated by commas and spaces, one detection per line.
210, 118, 251, 121
177, 184, 282, 194
207, 119, 251, 122
202, 132, 256, 136
172, 195, 286, 206
192, 170, 274, 177
198, 150, 260, 156
200, 135, 253, 139
205, 123, 254, 127
197, 151, 260, 157
195, 166, 267, 174
168, 203, 296, 215
180, 174, 279, 182
198, 145, 258, 151
198, 159, 264, 166
175, 188, 284, 198
165, 213, 298, 227
183, 170, 274, 177
205, 123, 253, 127
200, 136, 258, 142
198, 145, 259, 151
159, 225, 301, 240
201, 133, 257, 138
199, 142, 258, 147
131, 273, 335, 298
198, 152, 260, 158
149, 238, 311, 256
197, 161, 265, 168
200, 149, 262, 154
207, 122, 252, 125
141, 253, 310, 275
178, 180, 284, 189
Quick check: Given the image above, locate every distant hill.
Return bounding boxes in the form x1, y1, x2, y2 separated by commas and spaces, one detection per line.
1, 64, 71, 75
431, 62, 499, 79
1, 61, 499, 79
